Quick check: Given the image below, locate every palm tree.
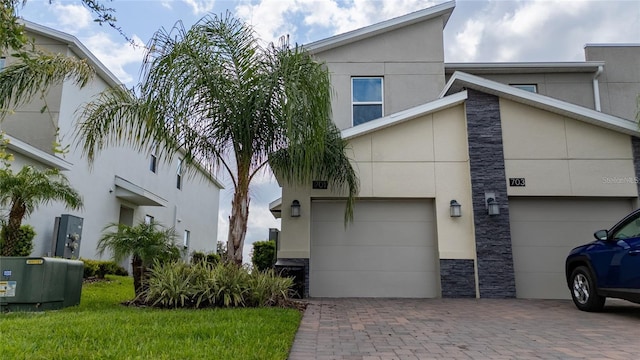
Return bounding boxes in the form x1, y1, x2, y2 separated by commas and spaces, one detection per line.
96, 222, 180, 296
0, 165, 83, 256
76, 13, 359, 265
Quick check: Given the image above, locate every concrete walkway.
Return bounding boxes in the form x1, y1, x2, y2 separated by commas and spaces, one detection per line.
288, 298, 640, 360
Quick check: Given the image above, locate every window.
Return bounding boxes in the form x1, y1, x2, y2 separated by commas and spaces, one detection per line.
149, 144, 157, 173
613, 216, 640, 240
352, 77, 383, 126
144, 215, 154, 225
0, 57, 5, 70
183, 230, 191, 249
176, 158, 183, 189
511, 84, 537, 93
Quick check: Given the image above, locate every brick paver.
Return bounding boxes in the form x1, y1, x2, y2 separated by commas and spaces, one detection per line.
288, 298, 640, 359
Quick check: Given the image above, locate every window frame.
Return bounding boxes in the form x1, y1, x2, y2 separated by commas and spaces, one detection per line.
351, 77, 384, 126
176, 158, 183, 190
511, 84, 538, 93
149, 144, 157, 173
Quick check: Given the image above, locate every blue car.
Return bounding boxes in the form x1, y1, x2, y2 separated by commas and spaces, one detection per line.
566, 208, 640, 311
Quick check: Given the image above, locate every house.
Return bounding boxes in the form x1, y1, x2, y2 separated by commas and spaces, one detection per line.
1, 21, 223, 261
271, 1, 640, 299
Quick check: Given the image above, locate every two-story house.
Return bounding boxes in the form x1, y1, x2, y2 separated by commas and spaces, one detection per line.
271, 1, 640, 299
2, 21, 223, 261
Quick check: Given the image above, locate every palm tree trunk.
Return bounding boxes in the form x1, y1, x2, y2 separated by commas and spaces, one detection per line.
1, 199, 26, 256
132, 255, 144, 296
228, 179, 250, 266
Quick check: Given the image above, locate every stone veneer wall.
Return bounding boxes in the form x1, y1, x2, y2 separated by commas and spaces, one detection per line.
440, 259, 476, 298
465, 89, 516, 298
276, 258, 309, 298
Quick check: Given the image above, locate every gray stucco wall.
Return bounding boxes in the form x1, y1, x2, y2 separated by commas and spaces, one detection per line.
465, 89, 516, 298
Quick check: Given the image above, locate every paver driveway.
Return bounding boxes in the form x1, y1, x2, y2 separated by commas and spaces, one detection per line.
288, 298, 640, 360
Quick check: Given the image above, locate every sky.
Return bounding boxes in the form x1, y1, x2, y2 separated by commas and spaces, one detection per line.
16, 0, 640, 262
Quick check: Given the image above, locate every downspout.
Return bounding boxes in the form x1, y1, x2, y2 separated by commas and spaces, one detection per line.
593, 65, 603, 111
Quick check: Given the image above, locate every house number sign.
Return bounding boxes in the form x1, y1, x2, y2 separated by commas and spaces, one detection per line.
509, 178, 526, 187
312, 181, 328, 190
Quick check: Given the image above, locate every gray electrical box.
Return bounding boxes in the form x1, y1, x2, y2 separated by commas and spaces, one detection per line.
53, 215, 84, 259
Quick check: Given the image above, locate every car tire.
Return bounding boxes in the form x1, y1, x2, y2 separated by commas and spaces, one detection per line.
570, 266, 605, 312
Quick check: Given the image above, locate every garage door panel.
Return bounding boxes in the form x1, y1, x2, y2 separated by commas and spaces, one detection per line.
312, 270, 438, 298
514, 273, 570, 299
510, 198, 633, 299
312, 245, 438, 272
311, 199, 438, 298
313, 221, 433, 247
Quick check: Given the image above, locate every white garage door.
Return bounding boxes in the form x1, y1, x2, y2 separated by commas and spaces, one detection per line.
310, 199, 438, 298
509, 198, 634, 299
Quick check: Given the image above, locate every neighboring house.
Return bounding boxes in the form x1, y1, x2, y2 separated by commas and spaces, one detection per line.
1, 21, 223, 261
271, 1, 640, 299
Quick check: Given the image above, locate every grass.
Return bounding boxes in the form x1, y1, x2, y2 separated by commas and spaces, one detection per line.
0, 276, 302, 359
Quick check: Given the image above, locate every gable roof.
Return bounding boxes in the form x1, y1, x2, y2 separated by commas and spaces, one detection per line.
23, 20, 122, 87
306, 1, 455, 54
441, 71, 640, 136
341, 91, 468, 140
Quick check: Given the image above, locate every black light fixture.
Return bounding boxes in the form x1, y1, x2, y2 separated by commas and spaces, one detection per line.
487, 197, 500, 216
291, 200, 301, 217
449, 200, 462, 217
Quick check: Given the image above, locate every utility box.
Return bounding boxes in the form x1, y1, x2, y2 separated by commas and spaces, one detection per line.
0, 257, 84, 312
53, 214, 84, 259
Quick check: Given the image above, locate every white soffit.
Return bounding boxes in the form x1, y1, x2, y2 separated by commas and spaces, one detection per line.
441, 71, 640, 136
269, 198, 282, 219
114, 175, 167, 207
6, 135, 72, 170
341, 91, 468, 140
306, 0, 455, 54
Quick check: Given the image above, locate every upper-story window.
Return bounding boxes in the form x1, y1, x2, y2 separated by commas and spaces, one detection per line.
176, 158, 183, 190
149, 144, 157, 173
352, 77, 383, 126
511, 84, 537, 93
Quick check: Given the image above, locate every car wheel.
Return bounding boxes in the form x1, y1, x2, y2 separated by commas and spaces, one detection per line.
570, 266, 605, 312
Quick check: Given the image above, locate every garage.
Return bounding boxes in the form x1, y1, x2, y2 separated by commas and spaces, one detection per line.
310, 199, 439, 298
509, 198, 634, 299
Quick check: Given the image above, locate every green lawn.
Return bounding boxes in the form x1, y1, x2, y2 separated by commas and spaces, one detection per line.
0, 276, 302, 359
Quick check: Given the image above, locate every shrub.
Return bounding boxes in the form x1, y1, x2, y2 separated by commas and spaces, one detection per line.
81, 259, 128, 278
191, 251, 220, 265
140, 260, 293, 309
251, 240, 276, 272
0, 224, 35, 256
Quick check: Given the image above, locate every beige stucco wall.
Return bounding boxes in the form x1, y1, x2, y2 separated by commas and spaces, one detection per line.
501, 99, 637, 197
313, 18, 446, 131
278, 105, 477, 260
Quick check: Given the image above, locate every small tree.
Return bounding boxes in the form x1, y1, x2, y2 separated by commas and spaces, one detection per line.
96, 221, 180, 296
0, 165, 82, 256
0, 224, 35, 256
251, 240, 276, 272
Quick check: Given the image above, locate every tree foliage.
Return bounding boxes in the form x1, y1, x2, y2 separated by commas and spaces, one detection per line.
96, 221, 180, 296
77, 13, 359, 265
251, 240, 276, 272
0, 165, 82, 256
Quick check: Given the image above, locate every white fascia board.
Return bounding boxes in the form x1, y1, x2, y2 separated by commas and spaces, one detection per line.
444, 61, 605, 74
341, 91, 468, 140
306, 1, 455, 54
22, 20, 122, 88
441, 71, 640, 136
6, 135, 72, 170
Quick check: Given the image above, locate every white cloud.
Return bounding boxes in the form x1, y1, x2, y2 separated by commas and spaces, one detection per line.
50, 2, 92, 33
81, 33, 146, 84
181, 0, 217, 16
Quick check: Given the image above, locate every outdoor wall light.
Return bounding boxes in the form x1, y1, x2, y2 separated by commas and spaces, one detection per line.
486, 197, 500, 216
449, 200, 462, 218
291, 200, 301, 218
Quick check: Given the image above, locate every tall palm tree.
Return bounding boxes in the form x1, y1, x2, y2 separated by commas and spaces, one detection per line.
0, 165, 83, 256
76, 13, 359, 265
97, 222, 180, 296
